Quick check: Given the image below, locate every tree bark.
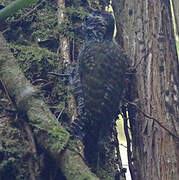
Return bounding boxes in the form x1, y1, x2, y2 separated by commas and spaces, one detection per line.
112, 0, 179, 179
0, 32, 99, 180
57, 0, 71, 63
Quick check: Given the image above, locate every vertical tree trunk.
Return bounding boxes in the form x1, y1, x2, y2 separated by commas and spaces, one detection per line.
57, 0, 77, 123
57, 0, 71, 63
112, 0, 179, 179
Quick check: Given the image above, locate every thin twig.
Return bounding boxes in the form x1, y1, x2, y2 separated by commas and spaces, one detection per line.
15, 0, 46, 22
57, 107, 64, 121
128, 102, 179, 141
2, 0, 45, 34
121, 106, 135, 180
23, 120, 37, 154
22, 119, 43, 179
2, 27, 10, 34
119, 143, 127, 148
113, 124, 124, 171
72, 38, 75, 62
32, 79, 48, 85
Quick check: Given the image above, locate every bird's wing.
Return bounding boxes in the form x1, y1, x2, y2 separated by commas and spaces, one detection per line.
78, 41, 129, 119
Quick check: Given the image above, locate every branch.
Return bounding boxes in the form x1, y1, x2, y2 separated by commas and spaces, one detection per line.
0, 0, 39, 21
121, 106, 135, 180
0, 32, 99, 180
23, 120, 42, 180
59, 140, 99, 180
0, 32, 69, 155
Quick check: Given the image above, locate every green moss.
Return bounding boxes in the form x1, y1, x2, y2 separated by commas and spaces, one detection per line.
11, 44, 59, 79
0, 120, 30, 180
9, 43, 68, 110
21, 98, 69, 153
48, 128, 69, 153
30, 3, 59, 42
60, 140, 99, 180
2, 1, 58, 48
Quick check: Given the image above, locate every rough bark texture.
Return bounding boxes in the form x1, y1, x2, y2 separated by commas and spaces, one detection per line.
112, 0, 179, 180
0, 32, 99, 180
58, 0, 71, 63
112, 0, 126, 48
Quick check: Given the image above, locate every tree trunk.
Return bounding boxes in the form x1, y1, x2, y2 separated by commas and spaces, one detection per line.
57, 0, 71, 63
112, 0, 179, 179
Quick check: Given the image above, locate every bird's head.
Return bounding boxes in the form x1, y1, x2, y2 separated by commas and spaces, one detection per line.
82, 10, 114, 41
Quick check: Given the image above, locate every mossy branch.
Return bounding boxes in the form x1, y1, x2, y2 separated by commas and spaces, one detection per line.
0, 32, 99, 180
0, 0, 39, 21
0, 32, 69, 155
59, 140, 99, 180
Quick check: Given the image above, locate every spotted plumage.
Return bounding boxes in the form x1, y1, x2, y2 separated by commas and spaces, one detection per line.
70, 10, 129, 143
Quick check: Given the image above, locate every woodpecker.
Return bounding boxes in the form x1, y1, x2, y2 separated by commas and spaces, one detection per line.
70, 10, 129, 142
49, 9, 130, 174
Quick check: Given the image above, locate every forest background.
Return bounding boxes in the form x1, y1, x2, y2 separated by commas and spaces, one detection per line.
0, 0, 178, 180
